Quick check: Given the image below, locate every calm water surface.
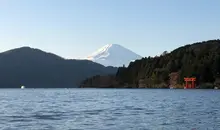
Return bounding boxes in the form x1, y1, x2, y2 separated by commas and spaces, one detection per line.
0, 89, 220, 130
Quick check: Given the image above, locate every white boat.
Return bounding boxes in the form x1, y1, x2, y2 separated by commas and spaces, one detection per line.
169, 85, 174, 89
21, 86, 25, 89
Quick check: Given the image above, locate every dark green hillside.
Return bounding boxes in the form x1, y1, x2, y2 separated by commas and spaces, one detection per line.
0, 47, 117, 88
116, 40, 220, 88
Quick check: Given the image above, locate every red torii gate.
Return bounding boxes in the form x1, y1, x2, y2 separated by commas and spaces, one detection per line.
184, 77, 196, 89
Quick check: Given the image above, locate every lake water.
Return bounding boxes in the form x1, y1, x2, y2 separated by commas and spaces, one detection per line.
0, 89, 220, 130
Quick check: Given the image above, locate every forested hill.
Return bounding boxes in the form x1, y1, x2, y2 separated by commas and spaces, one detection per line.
81, 40, 220, 88
116, 40, 220, 88
0, 47, 117, 88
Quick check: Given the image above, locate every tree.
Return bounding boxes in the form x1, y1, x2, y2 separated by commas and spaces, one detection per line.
161, 51, 168, 56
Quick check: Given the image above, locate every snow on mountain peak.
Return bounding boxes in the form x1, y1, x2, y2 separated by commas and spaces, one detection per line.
86, 44, 142, 67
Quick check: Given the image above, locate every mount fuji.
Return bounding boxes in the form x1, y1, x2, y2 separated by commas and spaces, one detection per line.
85, 44, 142, 67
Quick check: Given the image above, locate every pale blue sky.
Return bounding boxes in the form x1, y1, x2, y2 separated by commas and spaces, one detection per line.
0, 0, 220, 58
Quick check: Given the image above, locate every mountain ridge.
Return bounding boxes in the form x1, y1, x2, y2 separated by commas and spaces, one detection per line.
0, 47, 117, 88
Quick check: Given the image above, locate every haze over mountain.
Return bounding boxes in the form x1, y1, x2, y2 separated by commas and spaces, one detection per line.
85, 44, 142, 67
0, 47, 117, 88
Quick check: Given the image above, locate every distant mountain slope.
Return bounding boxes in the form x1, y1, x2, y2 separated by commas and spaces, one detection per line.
86, 44, 142, 67
0, 47, 117, 88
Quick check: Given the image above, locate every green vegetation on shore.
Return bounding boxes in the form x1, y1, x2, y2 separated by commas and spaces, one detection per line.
81, 40, 220, 89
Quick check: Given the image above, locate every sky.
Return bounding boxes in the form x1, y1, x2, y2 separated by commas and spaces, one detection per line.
0, 0, 220, 59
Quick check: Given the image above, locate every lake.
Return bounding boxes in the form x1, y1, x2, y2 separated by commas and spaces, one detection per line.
0, 89, 220, 130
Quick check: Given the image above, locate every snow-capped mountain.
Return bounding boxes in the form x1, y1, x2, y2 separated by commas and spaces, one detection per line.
85, 44, 142, 67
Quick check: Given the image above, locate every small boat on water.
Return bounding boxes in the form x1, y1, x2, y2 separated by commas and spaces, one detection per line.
21, 85, 25, 89
169, 85, 174, 89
